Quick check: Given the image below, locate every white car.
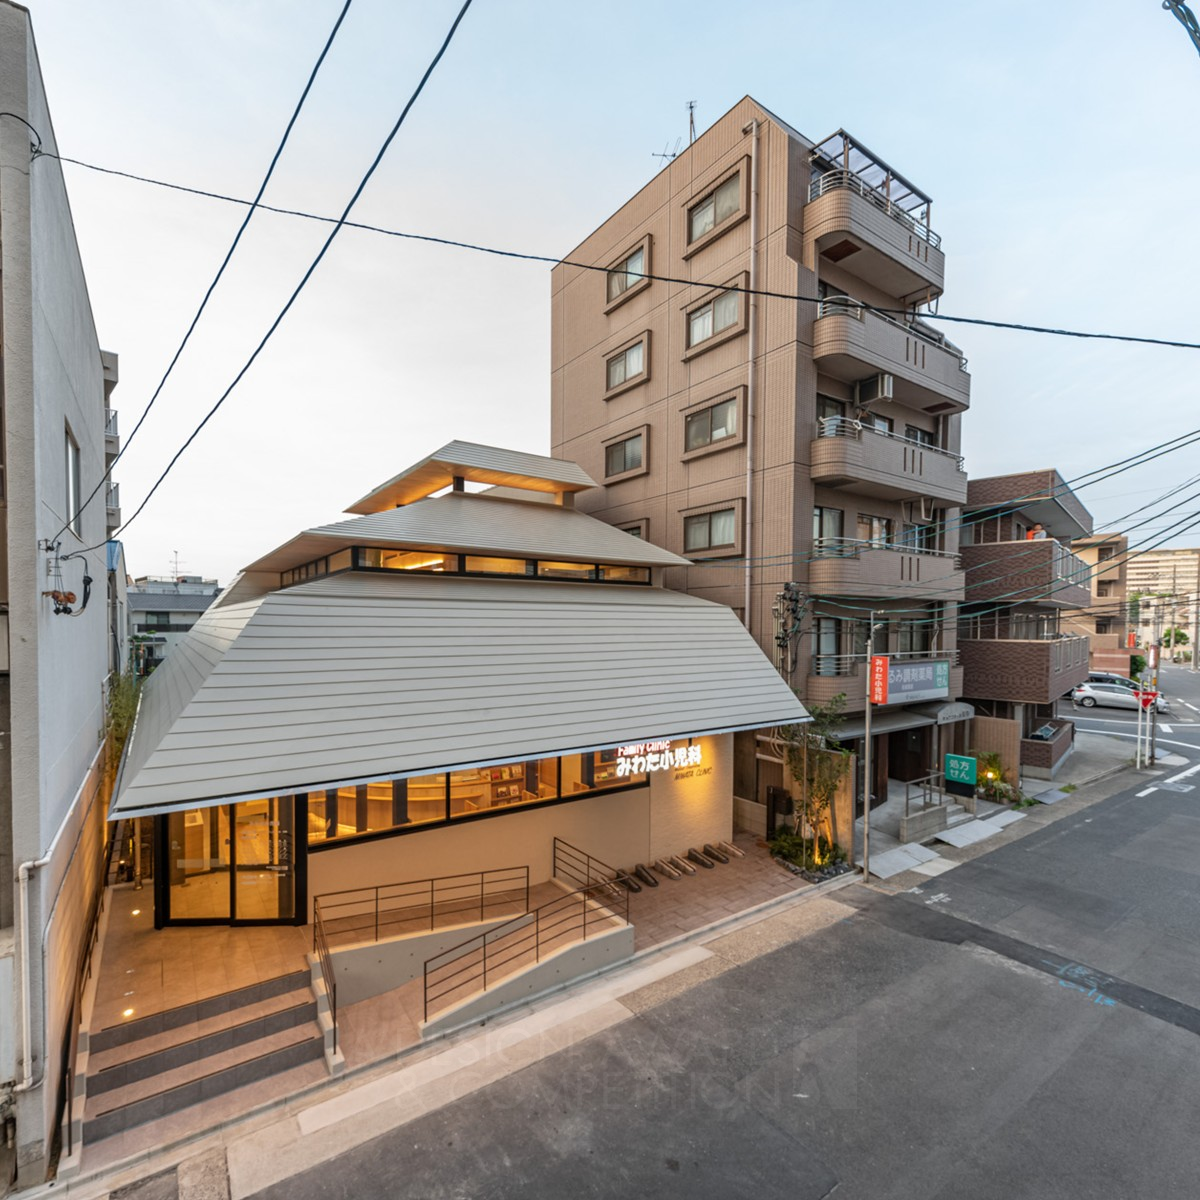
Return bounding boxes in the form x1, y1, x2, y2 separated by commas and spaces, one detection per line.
1071, 682, 1169, 714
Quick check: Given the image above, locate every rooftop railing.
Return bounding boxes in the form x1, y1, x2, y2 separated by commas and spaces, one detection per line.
808, 168, 942, 249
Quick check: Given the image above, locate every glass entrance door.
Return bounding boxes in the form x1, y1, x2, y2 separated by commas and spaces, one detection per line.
159, 797, 300, 924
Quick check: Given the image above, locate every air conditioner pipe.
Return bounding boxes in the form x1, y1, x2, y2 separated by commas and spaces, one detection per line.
742, 117, 760, 633
14, 854, 50, 1094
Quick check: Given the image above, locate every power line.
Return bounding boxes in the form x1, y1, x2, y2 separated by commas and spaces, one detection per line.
49, 0, 356, 545
65, 0, 475, 558
40, 150, 1200, 354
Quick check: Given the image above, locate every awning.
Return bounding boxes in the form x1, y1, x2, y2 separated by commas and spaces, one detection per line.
909, 701, 976, 725
111, 573, 810, 821
830, 709, 935, 742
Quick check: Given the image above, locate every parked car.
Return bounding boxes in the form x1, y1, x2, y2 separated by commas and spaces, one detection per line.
1088, 671, 1147, 692
1071, 682, 1169, 713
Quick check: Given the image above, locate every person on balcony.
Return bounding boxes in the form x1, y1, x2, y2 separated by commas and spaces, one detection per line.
1026, 523, 1048, 540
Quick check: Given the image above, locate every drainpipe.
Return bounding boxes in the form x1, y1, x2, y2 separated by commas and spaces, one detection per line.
14, 853, 51, 1093
742, 117, 760, 633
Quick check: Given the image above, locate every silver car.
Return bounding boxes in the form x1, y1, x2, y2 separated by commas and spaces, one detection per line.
1072, 681, 1169, 713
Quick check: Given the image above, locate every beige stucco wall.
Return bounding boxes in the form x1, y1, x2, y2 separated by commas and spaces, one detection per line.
308, 735, 733, 906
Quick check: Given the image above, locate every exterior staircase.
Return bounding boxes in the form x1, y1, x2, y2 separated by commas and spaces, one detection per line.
78, 969, 323, 1145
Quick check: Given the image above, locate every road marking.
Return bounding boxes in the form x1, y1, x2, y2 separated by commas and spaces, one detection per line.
1167, 761, 1200, 784
1068, 727, 1199, 752
1137, 788, 1157, 797
1161, 724, 1174, 733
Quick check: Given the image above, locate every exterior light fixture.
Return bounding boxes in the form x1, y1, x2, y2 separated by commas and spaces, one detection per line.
131, 908, 141, 916
122, 1008, 134, 1018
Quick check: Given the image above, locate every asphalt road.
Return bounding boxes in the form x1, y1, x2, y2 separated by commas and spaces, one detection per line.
1060, 662, 1200, 756
247, 745, 1200, 1200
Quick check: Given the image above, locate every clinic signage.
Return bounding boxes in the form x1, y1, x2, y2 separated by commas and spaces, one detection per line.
870, 658, 951, 706
616, 740, 702, 777
944, 753, 977, 798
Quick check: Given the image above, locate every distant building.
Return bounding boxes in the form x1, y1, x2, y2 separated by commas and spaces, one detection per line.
128, 575, 221, 674
1123, 547, 1200, 652
0, 0, 121, 1182
1061, 533, 1133, 673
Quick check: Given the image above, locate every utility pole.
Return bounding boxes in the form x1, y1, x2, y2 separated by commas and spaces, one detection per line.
1192, 586, 1199, 673
862, 611, 886, 881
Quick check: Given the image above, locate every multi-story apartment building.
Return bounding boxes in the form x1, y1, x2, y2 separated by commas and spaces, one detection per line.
1124, 546, 1200, 654
551, 97, 971, 810
958, 471, 1092, 778
1061, 532, 1133, 673
127, 574, 221, 674
1, 3, 121, 1184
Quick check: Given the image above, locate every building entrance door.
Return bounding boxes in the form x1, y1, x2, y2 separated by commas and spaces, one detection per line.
157, 797, 303, 926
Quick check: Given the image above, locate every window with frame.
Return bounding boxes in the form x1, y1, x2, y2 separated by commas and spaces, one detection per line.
1097, 546, 1116, 562
687, 290, 739, 349
606, 340, 646, 391
607, 245, 646, 302
685, 397, 737, 452
1096, 619, 1113, 634
860, 413, 893, 435
688, 174, 740, 243
812, 506, 844, 549
857, 513, 893, 546
65, 426, 82, 536
684, 507, 737, 553
605, 432, 644, 477
905, 424, 936, 447
619, 524, 645, 540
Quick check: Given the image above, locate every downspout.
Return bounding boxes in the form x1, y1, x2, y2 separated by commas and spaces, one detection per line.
14, 854, 51, 1093
742, 117, 760, 632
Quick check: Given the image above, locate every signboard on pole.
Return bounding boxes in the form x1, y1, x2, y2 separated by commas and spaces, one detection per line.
869, 655, 889, 704
1135, 690, 1158, 710
1127, 631, 1137, 649
945, 753, 977, 797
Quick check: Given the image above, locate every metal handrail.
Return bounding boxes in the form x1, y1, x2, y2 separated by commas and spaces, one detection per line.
815, 295, 967, 369
423, 878, 630, 1021
313, 865, 530, 948
813, 535, 961, 562
104, 408, 119, 437
808, 169, 942, 248
105, 482, 120, 508
904, 771, 952, 817
816, 416, 966, 468
552, 836, 623, 892
312, 905, 337, 1055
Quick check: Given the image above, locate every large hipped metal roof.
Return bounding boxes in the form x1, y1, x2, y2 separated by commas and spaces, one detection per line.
111, 572, 809, 820
243, 491, 689, 574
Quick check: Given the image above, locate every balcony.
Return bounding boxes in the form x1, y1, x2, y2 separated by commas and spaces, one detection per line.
807, 652, 964, 714
105, 481, 121, 531
810, 417, 967, 504
807, 537, 964, 601
812, 298, 970, 415
805, 170, 945, 301
105, 408, 120, 461
961, 540, 1091, 608
960, 633, 1089, 705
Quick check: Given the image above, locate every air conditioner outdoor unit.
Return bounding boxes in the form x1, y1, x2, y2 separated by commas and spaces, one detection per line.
907, 497, 937, 523
855, 373, 894, 405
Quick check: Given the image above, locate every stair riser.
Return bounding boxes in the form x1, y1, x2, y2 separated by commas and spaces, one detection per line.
89, 1001, 317, 1096
90, 970, 311, 1053
83, 1036, 325, 1143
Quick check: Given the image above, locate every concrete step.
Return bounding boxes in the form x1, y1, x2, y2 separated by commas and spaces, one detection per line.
945, 804, 974, 828
88, 967, 311, 1055
87, 988, 316, 1094
83, 1021, 324, 1144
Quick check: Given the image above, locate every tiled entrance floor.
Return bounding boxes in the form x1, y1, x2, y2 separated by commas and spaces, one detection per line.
81, 836, 808, 1173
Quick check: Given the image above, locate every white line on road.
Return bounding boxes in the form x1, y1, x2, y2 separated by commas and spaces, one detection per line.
1068, 727, 1200, 752
1161, 724, 1174, 733
1137, 788, 1158, 797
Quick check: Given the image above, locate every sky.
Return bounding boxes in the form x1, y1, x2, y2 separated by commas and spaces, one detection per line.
21, 0, 1200, 584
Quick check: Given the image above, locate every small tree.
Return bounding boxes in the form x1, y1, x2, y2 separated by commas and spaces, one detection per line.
1161, 627, 1190, 646
776, 694, 853, 868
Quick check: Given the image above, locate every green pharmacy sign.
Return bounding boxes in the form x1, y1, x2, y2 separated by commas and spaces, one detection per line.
944, 753, 977, 787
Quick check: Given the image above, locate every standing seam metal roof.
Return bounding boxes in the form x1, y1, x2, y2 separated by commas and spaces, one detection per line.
111, 572, 808, 820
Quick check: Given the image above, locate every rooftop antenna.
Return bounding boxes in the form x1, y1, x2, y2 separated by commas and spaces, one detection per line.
687, 100, 696, 144
651, 136, 682, 165
170, 549, 185, 579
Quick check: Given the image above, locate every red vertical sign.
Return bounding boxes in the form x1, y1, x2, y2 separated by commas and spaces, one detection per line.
1126, 631, 1137, 649
869, 655, 890, 704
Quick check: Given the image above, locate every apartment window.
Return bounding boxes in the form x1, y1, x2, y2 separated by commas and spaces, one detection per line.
1096, 619, 1113, 634
606, 242, 647, 304
619, 521, 647, 540
901, 523, 939, 552
1096, 580, 1114, 598
896, 620, 932, 655
685, 397, 737, 452
684, 507, 737, 554
65, 426, 82, 536
811, 504, 849, 547
605, 431, 644, 478
689, 174, 740, 244
860, 413, 893, 435
1097, 546, 1116, 562
817, 395, 845, 420
857, 514, 893, 546
687, 290, 739, 348
605, 334, 649, 395
905, 424, 936, 447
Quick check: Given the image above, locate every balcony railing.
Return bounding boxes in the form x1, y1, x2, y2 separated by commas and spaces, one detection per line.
813, 649, 959, 677
816, 296, 968, 373
813, 535, 959, 561
105, 408, 119, 437
105, 482, 120, 510
816, 415, 965, 468
809, 169, 942, 249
